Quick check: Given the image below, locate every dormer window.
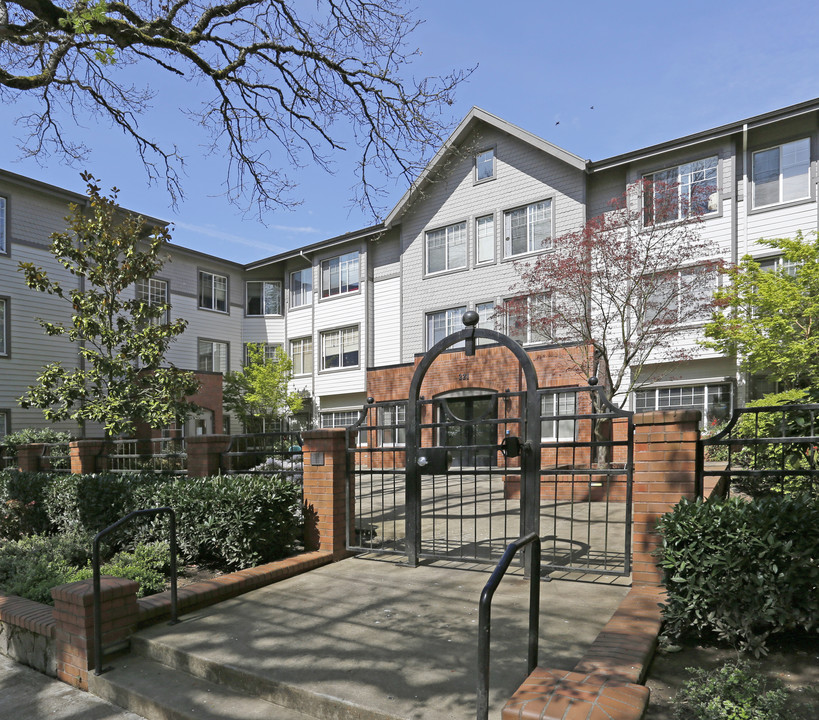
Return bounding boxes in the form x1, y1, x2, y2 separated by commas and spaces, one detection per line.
475, 149, 495, 182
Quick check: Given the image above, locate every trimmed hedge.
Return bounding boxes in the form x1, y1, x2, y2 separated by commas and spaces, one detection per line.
657, 495, 819, 655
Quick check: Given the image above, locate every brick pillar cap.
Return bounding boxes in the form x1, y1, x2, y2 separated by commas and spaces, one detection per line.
303, 428, 347, 439
633, 409, 701, 426
185, 434, 230, 445
51, 576, 139, 606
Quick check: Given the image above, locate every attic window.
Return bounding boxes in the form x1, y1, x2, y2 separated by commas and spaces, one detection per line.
475, 149, 495, 182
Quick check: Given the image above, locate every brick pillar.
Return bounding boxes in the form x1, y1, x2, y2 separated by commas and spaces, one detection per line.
186, 434, 230, 477
16, 443, 45, 472
51, 577, 139, 690
69, 439, 108, 474
301, 428, 353, 560
632, 409, 700, 587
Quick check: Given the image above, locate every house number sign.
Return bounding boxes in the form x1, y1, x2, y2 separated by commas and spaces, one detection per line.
457, 373, 469, 381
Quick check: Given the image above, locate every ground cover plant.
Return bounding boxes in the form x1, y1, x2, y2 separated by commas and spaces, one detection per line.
0, 470, 302, 605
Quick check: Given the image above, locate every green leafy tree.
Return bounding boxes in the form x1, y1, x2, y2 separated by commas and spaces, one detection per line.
223, 344, 303, 432
704, 231, 819, 390
18, 173, 200, 437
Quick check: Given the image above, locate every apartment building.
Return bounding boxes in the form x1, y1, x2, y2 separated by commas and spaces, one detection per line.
1, 97, 817, 439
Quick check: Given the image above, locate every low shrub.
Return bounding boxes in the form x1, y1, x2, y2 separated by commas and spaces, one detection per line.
0, 471, 57, 535
71, 541, 174, 598
657, 495, 819, 656
0, 428, 72, 462
672, 661, 787, 720
133, 474, 302, 570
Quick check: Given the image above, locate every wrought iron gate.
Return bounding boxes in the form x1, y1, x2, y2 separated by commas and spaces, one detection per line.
346, 313, 634, 577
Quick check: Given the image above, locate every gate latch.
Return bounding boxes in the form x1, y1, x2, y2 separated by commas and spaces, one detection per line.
417, 447, 449, 475
500, 434, 521, 459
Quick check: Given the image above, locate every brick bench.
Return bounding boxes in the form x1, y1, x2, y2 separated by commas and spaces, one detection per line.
502, 586, 664, 720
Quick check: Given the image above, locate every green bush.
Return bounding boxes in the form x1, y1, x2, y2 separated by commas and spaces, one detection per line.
0, 428, 72, 461
0, 471, 57, 535
133, 474, 301, 570
672, 661, 787, 720
71, 541, 173, 598
657, 495, 819, 655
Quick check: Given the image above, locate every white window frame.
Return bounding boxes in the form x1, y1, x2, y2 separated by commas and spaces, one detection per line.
426, 306, 466, 350
321, 410, 366, 446
198, 271, 228, 313
475, 215, 495, 264
752, 138, 811, 209
541, 391, 577, 442
634, 383, 732, 429
197, 339, 229, 373
244, 342, 281, 365
135, 278, 169, 324
290, 336, 313, 376
378, 404, 406, 447
321, 251, 360, 298
290, 268, 313, 308
0, 297, 7, 357
503, 295, 551, 345
644, 155, 718, 224
644, 266, 719, 326
246, 280, 282, 316
321, 326, 359, 370
475, 149, 495, 182
0, 409, 8, 439
504, 200, 553, 257
426, 222, 467, 274
0, 196, 6, 255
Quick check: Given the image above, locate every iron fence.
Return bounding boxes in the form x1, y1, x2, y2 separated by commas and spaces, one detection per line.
221, 431, 303, 482
698, 402, 819, 498
104, 436, 187, 475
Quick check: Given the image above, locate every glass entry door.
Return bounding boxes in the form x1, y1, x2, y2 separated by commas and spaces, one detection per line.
438, 394, 497, 467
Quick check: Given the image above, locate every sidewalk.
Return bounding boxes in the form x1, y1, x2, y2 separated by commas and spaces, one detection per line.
0, 654, 145, 720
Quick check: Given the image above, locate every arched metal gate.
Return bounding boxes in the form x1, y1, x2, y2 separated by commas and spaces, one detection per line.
346, 313, 634, 577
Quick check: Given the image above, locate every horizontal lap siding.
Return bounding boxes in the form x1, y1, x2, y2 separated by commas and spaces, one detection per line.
373, 277, 400, 367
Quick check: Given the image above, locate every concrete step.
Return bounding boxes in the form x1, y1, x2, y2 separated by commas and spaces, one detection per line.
88, 654, 319, 720
90, 633, 405, 720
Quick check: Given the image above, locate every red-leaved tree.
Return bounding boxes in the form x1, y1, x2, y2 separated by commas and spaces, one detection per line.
504, 180, 722, 406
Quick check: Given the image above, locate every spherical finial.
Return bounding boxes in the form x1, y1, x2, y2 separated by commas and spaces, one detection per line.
462, 310, 479, 327
367, 397, 374, 404
588, 377, 598, 386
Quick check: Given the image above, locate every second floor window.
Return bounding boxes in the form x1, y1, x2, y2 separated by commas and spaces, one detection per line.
198, 271, 228, 312
291, 268, 312, 307
198, 339, 229, 373
426, 222, 466, 274
504, 200, 552, 257
321, 251, 359, 298
753, 138, 811, 208
321, 326, 359, 369
0, 297, 7, 356
135, 278, 169, 324
475, 215, 495, 264
644, 156, 718, 223
244, 342, 280, 365
427, 306, 466, 349
290, 336, 313, 375
246, 280, 281, 316
504, 295, 551, 345
0, 197, 6, 254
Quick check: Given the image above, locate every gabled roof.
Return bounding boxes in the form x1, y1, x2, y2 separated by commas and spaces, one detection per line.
384, 107, 586, 226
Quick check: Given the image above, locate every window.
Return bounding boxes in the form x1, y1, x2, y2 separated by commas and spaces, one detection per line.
321, 251, 359, 298
476, 301, 496, 345
541, 391, 577, 441
644, 156, 718, 224
0, 197, 6, 254
321, 410, 367, 446
503, 295, 551, 345
635, 383, 732, 428
753, 138, 811, 208
135, 278, 169, 324
644, 267, 718, 326
475, 215, 495, 264
378, 404, 406, 446
504, 200, 552, 257
291, 268, 312, 307
244, 342, 281, 365
426, 222, 466, 274
290, 336, 313, 375
0, 297, 7, 356
198, 271, 228, 312
246, 280, 281, 316
321, 327, 359, 370
0, 410, 7, 439
426, 306, 466, 349
475, 149, 495, 182
198, 339, 229, 373
758, 256, 799, 276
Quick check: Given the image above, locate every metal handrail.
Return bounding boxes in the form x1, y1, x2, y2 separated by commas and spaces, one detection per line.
477, 532, 541, 720
92, 507, 179, 676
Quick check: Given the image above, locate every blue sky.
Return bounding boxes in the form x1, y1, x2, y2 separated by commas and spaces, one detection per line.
1, 0, 818, 263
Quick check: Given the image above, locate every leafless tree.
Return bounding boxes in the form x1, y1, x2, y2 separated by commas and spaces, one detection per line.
0, 0, 469, 215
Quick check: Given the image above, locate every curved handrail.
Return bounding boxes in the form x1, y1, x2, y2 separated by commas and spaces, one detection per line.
92, 507, 178, 676
477, 532, 541, 720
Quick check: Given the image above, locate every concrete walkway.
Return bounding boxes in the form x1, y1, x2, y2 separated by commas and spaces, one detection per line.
95, 556, 629, 720
0, 654, 146, 720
